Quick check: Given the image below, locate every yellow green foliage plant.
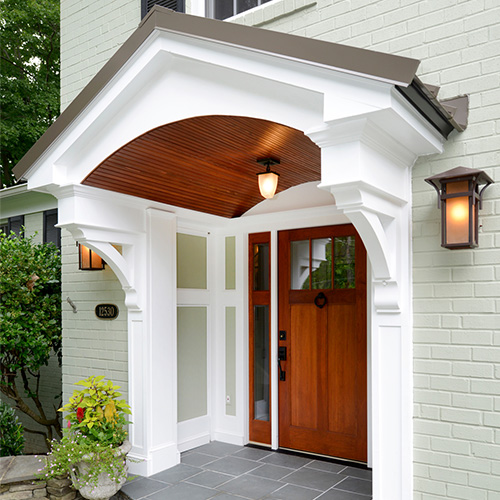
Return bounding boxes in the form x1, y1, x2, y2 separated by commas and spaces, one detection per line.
60, 375, 131, 447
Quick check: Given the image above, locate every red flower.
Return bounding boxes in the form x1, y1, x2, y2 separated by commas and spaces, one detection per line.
76, 407, 84, 423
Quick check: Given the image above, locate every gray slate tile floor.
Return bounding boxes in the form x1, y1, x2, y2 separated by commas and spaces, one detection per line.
121, 442, 372, 500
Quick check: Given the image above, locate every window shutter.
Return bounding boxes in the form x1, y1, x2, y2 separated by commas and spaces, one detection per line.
44, 209, 61, 249
141, 0, 185, 18
7, 215, 24, 237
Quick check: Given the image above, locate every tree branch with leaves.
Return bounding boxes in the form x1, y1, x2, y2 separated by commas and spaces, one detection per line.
0, 230, 62, 449
0, 0, 60, 188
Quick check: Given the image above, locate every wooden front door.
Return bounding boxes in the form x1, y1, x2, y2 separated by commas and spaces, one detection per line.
278, 224, 367, 462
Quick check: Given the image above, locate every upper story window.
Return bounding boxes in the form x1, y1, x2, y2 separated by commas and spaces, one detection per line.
7, 215, 24, 237
207, 0, 272, 20
141, 0, 185, 19
44, 209, 61, 249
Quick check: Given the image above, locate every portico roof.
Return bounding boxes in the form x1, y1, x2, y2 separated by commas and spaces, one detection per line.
14, 6, 464, 183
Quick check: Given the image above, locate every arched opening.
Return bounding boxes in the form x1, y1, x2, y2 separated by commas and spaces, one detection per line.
83, 115, 321, 218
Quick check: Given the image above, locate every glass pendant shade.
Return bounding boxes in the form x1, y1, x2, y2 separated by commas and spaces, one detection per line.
256, 158, 280, 199
258, 171, 279, 199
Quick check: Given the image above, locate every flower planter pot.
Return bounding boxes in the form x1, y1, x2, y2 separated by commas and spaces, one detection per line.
70, 440, 132, 500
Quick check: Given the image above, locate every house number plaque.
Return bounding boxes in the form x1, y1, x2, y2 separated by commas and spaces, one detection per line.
95, 304, 119, 320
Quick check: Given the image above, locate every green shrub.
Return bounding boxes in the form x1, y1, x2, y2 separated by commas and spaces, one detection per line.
0, 401, 25, 456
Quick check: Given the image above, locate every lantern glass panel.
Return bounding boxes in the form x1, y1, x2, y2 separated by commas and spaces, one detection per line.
445, 180, 470, 246
472, 201, 478, 245
91, 253, 103, 269
258, 172, 279, 199
81, 245, 91, 268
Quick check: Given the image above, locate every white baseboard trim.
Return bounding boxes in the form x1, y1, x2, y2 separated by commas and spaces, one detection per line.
212, 430, 245, 446
178, 415, 210, 452
178, 432, 211, 452
128, 441, 180, 477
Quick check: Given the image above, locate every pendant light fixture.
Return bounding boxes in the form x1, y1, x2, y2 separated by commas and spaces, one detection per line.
257, 158, 280, 199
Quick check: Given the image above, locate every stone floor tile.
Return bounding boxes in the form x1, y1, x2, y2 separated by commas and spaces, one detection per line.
121, 478, 169, 499
248, 464, 295, 480
316, 488, 371, 499
187, 470, 235, 488
332, 477, 372, 496
232, 447, 274, 461
194, 442, 246, 457
218, 474, 283, 500
306, 460, 346, 474
204, 456, 261, 476
264, 483, 322, 500
259, 453, 312, 469
339, 467, 373, 481
182, 452, 220, 467
150, 463, 202, 484
212, 494, 249, 499
282, 468, 346, 491
145, 482, 216, 500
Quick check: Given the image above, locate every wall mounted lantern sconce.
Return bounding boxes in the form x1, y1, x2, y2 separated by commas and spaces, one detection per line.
425, 166, 494, 249
257, 158, 280, 199
78, 244, 105, 270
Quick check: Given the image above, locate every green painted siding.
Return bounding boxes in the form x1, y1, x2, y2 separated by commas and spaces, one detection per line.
176, 233, 207, 289
225, 306, 236, 416
177, 306, 207, 422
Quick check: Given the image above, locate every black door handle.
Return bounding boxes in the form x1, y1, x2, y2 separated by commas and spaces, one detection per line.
278, 346, 286, 381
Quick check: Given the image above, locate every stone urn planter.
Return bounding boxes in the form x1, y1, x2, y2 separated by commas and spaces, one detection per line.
70, 440, 132, 500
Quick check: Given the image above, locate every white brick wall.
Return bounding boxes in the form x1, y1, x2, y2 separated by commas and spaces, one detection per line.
232, 2, 500, 498
60, 0, 141, 111
60, 0, 500, 496
61, 229, 128, 407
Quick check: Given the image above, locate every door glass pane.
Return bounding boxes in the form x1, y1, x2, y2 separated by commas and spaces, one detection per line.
334, 236, 356, 289
291, 240, 310, 290
253, 243, 269, 290
253, 305, 269, 421
311, 238, 332, 289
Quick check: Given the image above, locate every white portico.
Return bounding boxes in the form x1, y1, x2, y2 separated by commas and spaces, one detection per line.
14, 7, 464, 500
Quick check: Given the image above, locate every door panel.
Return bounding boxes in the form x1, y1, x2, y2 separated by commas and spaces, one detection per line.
278, 224, 367, 462
290, 304, 320, 430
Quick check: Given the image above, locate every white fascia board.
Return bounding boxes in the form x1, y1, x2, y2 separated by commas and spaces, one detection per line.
0, 185, 57, 219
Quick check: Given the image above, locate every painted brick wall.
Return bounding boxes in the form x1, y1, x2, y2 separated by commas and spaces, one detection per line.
60, 0, 141, 111
59, 0, 500, 497
61, 229, 128, 409
235, 1, 500, 498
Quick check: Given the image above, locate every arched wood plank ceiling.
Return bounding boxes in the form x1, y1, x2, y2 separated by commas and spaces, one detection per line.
83, 115, 321, 218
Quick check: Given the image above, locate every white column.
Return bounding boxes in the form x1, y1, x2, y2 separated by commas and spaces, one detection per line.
308, 118, 414, 500
140, 208, 179, 475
